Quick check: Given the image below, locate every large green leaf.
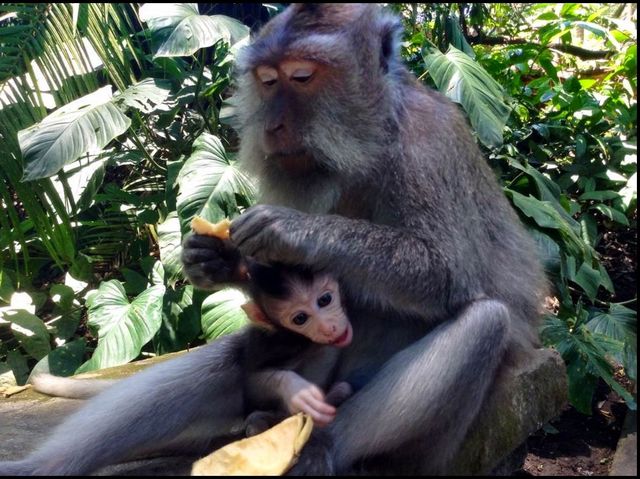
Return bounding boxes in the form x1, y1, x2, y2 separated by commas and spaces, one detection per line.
139, 3, 249, 58
541, 314, 637, 413
52, 154, 109, 214
154, 285, 200, 354
587, 304, 637, 381
76, 280, 165, 373
505, 189, 588, 260
423, 45, 511, 147
157, 211, 183, 287
18, 86, 131, 181
30, 339, 86, 379
177, 132, 255, 233
201, 288, 249, 341
49, 284, 81, 341
0, 309, 51, 360
114, 78, 172, 114
586, 304, 636, 344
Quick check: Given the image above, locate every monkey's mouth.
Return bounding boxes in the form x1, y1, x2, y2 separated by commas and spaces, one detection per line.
269, 150, 317, 176
331, 323, 352, 348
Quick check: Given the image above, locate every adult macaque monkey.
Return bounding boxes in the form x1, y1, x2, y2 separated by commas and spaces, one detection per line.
0, 3, 546, 475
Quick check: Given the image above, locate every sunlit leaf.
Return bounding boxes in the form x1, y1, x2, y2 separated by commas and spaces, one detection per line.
201, 288, 249, 340
157, 211, 184, 287
1, 309, 51, 360
423, 45, 511, 147
177, 132, 255, 234
139, 3, 249, 58
114, 78, 172, 114
76, 280, 165, 373
18, 86, 131, 181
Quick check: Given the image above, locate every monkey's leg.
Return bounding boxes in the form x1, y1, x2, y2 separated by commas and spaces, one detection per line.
0, 332, 247, 476
294, 299, 511, 475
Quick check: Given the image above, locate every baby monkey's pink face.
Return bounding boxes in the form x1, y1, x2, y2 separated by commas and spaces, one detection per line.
262, 275, 352, 348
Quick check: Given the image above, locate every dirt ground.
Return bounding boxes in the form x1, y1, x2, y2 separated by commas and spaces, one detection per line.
517, 378, 630, 476
516, 221, 636, 476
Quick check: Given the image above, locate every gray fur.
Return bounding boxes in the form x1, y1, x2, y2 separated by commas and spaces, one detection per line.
0, 4, 546, 475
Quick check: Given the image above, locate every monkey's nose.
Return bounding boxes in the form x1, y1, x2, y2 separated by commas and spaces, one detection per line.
322, 324, 337, 336
265, 122, 285, 134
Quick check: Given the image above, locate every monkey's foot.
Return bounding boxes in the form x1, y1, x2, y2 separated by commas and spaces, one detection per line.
286, 429, 335, 476
325, 381, 353, 407
244, 410, 287, 437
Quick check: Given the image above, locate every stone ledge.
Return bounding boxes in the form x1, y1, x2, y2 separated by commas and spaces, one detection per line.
609, 409, 637, 476
451, 348, 568, 475
0, 348, 567, 475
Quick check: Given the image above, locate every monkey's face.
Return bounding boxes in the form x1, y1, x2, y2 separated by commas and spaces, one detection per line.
263, 275, 352, 348
251, 59, 327, 176
234, 4, 399, 182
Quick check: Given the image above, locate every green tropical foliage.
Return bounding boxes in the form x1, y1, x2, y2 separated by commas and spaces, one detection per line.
0, 3, 636, 416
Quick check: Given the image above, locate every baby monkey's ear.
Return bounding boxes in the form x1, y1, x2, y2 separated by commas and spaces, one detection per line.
242, 301, 275, 330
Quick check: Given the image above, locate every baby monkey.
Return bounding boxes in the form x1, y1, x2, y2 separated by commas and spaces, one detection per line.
190, 217, 354, 428
241, 261, 353, 432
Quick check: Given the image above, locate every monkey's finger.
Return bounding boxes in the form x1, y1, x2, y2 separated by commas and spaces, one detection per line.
299, 394, 337, 417
304, 407, 337, 427
229, 205, 276, 250
181, 248, 226, 264
182, 233, 225, 250
182, 235, 241, 263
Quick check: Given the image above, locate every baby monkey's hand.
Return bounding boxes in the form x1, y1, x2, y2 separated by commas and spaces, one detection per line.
279, 372, 336, 427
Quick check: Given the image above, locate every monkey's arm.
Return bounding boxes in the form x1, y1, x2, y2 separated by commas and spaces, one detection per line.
230, 205, 452, 313
247, 369, 337, 427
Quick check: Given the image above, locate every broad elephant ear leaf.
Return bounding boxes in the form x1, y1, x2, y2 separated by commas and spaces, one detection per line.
177, 132, 255, 234
75, 280, 165, 373
201, 288, 249, 340
18, 86, 131, 181
423, 45, 511, 148
157, 211, 183, 287
139, 3, 249, 58
114, 78, 172, 114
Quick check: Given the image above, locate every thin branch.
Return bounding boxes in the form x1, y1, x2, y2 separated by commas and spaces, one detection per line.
468, 35, 615, 60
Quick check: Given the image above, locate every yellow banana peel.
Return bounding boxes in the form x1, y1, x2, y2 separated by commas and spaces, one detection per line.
191, 413, 313, 476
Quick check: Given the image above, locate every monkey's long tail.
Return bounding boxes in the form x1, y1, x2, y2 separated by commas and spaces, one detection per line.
0, 331, 248, 475
31, 373, 117, 399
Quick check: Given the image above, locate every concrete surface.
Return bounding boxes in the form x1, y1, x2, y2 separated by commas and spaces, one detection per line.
0, 347, 568, 475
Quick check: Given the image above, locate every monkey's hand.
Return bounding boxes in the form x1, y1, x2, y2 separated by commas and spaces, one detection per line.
230, 205, 310, 265
278, 371, 336, 427
181, 233, 246, 289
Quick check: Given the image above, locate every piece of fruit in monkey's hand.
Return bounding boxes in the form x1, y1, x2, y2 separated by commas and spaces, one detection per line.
190, 216, 231, 240
191, 412, 313, 476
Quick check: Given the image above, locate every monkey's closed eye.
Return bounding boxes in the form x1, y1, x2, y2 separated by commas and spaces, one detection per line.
317, 293, 332, 308
291, 72, 313, 84
256, 66, 278, 87
292, 312, 309, 326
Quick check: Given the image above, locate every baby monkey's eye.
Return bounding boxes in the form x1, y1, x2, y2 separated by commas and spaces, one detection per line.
292, 312, 309, 326
317, 292, 332, 308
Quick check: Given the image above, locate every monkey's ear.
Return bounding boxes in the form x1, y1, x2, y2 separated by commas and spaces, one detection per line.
378, 14, 402, 73
242, 302, 275, 330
